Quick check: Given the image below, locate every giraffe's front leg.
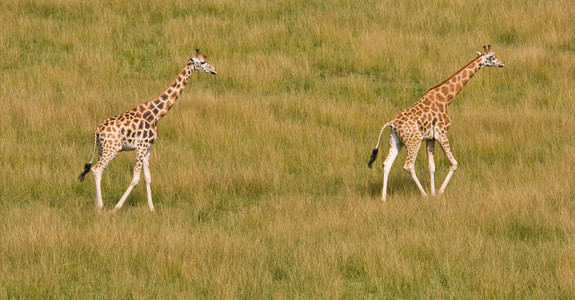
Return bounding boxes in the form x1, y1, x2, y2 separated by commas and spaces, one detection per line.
437, 134, 458, 195
142, 153, 155, 212
426, 140, 436, 196
113, 154, 144, 212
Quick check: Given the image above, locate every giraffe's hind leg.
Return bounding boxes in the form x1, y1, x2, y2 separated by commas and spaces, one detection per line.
91, 142, 120, 211
93, 170, 103, 211
403, 141, 427, 197
381, 130, 403, 202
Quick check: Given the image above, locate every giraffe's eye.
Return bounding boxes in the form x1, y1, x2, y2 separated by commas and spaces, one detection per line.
201, 61, 206, 65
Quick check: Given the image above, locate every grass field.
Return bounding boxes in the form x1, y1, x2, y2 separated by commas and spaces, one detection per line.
1, 0, 575, 297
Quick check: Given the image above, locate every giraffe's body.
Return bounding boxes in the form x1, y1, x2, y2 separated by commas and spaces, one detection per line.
79, 49, 217, 212
368, 45, 504, 201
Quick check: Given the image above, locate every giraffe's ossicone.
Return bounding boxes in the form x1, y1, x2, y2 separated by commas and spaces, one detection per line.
79, 49, 217, 212
368, 45, 504, 202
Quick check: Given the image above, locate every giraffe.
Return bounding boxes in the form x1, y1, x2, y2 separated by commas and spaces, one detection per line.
78, 49, 217, 212
368, 45, 504, 202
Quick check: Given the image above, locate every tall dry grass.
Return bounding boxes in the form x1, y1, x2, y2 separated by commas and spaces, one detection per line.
1, 0, 575, 297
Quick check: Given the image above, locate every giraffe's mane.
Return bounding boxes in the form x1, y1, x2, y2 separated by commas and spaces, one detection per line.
423, 54, 482, 95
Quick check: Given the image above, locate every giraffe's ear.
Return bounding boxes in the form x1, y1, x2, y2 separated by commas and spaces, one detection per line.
476, 52, 482, 56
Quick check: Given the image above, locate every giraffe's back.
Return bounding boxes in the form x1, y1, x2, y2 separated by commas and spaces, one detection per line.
96, 110, 158, 152
389, 101, 451, 143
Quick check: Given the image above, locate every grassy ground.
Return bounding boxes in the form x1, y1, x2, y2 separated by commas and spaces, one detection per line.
1, 0, 574, 297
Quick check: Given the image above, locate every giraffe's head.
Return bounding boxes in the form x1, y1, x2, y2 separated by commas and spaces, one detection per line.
190, 49, 217, 75
477, 45, 505, 68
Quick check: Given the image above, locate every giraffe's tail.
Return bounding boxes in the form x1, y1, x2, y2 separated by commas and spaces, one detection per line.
78, 162, 92, 182
78, 132, 98, 182
368, 123, 390, 169
368, 148, 379, 169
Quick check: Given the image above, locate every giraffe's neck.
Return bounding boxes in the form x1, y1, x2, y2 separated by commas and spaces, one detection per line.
422, 55, 483, 107
138, 63, 193, 125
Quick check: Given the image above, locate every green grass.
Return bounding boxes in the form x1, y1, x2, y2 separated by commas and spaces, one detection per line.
1, 0, 575, 297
